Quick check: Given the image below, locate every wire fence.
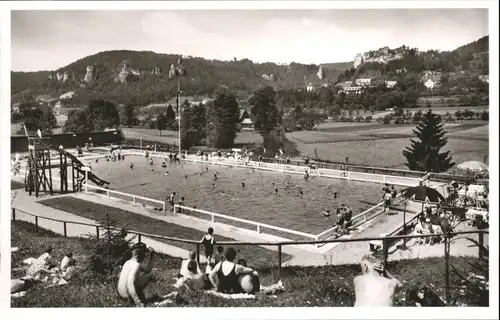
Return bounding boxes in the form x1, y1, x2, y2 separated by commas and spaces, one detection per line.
11, 206, 488, 304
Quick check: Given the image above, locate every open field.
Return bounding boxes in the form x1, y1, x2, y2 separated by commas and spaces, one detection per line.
86, 156, 384, 235
293, 137, 489, 171
122, 127, 179, 145
287, 121, 488, 171
121, 127, 263, 146
11, 220, 487, 307
39, 197, 290, 267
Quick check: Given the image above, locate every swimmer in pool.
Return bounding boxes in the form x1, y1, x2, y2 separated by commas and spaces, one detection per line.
242, 182, 245, 188
205, 166, 209, 172
212, 183, 216, 187
164, 171, 169, 176
96, 158, 99, 163
333, 192, 338, 199
299, 190, 304, 197
185, 175, 188, 179
213, 173, 217, 181
274, 188, 279, 195
322, 210, 332, 222
149, 158, 154, 165
130, 163, 134, 169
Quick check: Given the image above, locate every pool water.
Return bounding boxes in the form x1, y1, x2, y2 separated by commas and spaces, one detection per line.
90, 155, 387, 235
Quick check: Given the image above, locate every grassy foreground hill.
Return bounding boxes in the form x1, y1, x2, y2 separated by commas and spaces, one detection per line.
12, 220, 487, 307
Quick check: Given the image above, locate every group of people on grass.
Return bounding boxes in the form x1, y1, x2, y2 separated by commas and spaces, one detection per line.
117, 238, 435, 307
13, 230, 446, 307
11, 247, 78, 294
117, 229, 284, 307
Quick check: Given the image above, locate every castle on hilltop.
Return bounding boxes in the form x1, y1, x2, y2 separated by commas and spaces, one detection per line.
353, 45, 416, 68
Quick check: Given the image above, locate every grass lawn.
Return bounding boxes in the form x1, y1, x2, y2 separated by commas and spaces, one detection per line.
123, 127, 264, 146
122, 127, 179, 145
11, 220, 487, 307
11, 180, 25, 190
38, 196, 291, 267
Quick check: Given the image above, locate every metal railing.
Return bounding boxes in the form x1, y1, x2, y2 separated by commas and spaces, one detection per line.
11, 206, 488, 305
175, 205, 317, 240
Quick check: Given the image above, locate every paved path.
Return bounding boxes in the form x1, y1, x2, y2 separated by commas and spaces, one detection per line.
11, 190, 198, 262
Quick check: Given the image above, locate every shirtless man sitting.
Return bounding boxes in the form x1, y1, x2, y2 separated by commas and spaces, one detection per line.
117, 243, 157, 307
353, 255, 402, 307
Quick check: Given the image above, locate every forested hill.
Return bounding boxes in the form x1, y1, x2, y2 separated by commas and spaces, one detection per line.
11, 35, 488, 108
11, 51, 351, 106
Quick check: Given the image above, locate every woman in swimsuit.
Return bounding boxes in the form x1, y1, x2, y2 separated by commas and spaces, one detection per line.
208, 247, 258, 294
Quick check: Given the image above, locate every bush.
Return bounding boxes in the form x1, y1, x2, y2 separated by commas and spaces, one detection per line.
83, 224, 136, 283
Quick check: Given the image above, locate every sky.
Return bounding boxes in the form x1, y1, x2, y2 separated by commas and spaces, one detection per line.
11, 9, 489, 72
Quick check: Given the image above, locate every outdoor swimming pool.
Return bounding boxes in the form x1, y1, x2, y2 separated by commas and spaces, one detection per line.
89, 155, 388, 235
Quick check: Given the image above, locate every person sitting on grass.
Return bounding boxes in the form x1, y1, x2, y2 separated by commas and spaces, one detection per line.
60, 252, 74, 273
117, 243, 159, 307
353, 255, 402, 307
208, 247, 258, 294
214, 245, 225, 264
26, 247, 58, 278
179, 251, 201, 278
11, 276, 40, 294
176, 260, 207, 291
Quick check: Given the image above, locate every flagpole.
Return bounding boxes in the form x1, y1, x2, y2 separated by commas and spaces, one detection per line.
177, 79, 181, 155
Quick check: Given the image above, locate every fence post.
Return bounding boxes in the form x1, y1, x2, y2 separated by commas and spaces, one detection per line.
382, 238, 389, 269
277, 244, 282, 281
257, 225, 261, 233
211, 214, 215, 223
196, 243, 200, 265
63, 222, 67, 237
138, 233, 142, 243
96, 226, 100, 239
35, 216, 39, 230
478, 231, 484, 260
12, 208, 16, 221
444, 232, 450, 305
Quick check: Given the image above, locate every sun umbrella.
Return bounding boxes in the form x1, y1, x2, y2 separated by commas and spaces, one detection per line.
402, 185, 446, 204
457, 161, 489, 172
